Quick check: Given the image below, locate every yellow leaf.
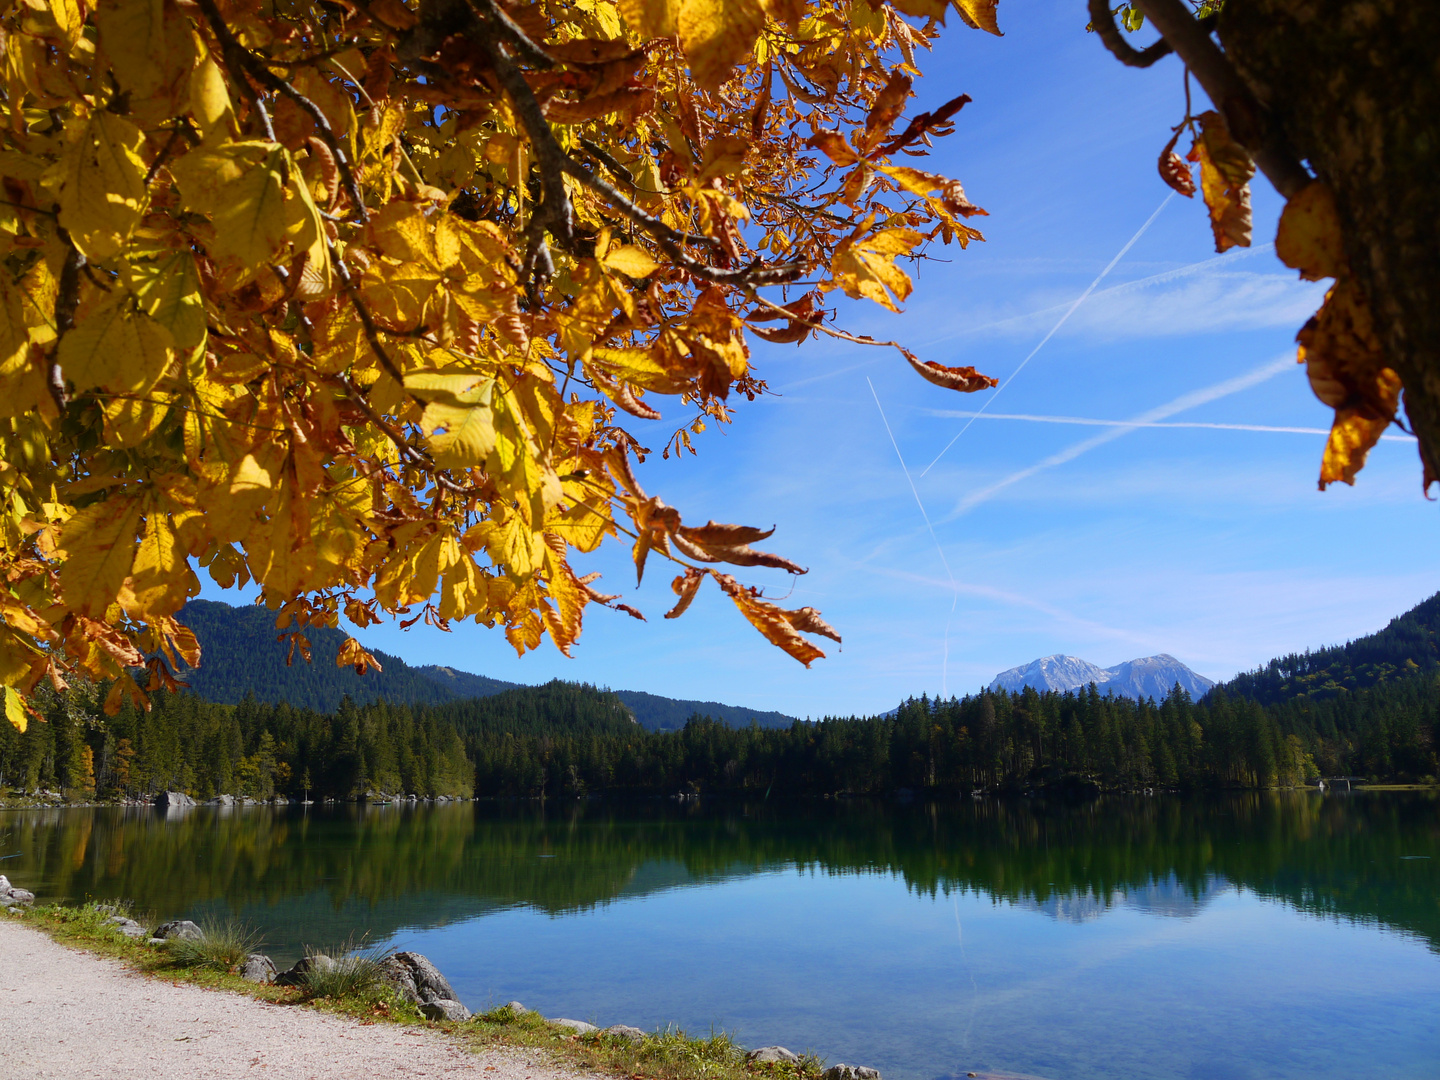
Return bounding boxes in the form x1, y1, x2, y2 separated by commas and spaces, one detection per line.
677, 0, 766, 91
0, 275, 31, 376
101, 392, 173, 447
96, 0, 195, 105
359, 260, 442, 329
618, 0, 679, 36
170, 142, 291, 276
53, 111, 148, 262
417, 376, 498, 468
828, 228, 921, 311
57, 492, 146, 618
953, 0, 1002, 35
1276, 180, 1345, 282
122, 505, 193, 618
3, 685, 27, 733
189, 55, 237, 143
124, 251, 208, 350
58, 297, 175, 393
603, 245, 660, 279
696, 135, 750, 182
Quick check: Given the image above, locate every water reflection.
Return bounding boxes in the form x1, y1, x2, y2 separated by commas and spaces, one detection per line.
1, 792, 1437, 954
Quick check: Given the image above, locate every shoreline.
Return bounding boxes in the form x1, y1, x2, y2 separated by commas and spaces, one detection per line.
2, 893, 855, 1080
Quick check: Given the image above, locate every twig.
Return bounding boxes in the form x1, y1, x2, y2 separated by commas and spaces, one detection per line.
746, 290, 918, 362
194, 0, 368, 220
1087, 0, 1175, 68
192, 0, 276, 141
326, 239, 405, 385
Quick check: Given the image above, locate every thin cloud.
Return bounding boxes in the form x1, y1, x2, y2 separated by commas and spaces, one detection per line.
939, 354, 1297, 521
922, 410, 1417, 443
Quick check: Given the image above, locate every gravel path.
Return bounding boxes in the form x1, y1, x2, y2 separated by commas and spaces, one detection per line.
0, 919, 594, 1080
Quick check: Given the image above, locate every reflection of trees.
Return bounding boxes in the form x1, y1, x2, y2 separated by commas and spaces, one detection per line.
3, 793, 1436, 953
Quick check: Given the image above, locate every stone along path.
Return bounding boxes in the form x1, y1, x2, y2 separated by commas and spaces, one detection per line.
0, 919, 596, 1080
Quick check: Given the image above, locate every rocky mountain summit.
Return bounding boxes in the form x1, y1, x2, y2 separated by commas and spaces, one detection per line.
990, 653, 1214, 700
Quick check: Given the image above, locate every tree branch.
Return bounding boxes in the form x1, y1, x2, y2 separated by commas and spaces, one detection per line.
1130, 0, 1312, 198
50, 232, 85, 412
194, 0, 369, 221
1087, 0, 1174, 68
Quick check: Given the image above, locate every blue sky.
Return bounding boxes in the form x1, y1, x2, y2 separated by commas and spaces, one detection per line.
208, 4, 1440, 718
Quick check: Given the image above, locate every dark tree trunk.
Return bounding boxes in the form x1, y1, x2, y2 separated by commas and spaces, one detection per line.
1218, 0, 1440, 484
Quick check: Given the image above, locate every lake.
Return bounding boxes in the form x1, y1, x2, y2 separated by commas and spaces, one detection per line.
3, 792, 1437, 1080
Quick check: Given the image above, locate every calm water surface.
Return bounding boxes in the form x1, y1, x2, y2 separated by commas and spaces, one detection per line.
3, 793, 1438, 1080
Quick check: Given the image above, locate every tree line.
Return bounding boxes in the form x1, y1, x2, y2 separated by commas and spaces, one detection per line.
1, 666, 1434, 800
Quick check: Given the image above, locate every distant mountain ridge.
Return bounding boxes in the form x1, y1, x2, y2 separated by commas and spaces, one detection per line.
990, 653, 1215, 700
175, 600, 797, 730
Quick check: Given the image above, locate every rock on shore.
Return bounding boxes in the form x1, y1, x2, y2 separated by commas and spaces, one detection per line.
0, 876, 35, 909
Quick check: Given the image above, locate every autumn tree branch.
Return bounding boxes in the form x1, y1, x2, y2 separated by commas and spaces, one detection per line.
1127, 0, 1312, 198
194, 0, 369, 221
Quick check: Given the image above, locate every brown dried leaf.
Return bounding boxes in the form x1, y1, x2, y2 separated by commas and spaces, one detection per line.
1157, 131, 1195, 198
713, 574, 826, 667
904, 352, 997, 393
664, 567, 706, 619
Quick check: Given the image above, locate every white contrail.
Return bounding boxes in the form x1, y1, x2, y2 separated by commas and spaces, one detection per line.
943, 353, 1297, 521
924, 410, 1417, 442
867, 377, 959, 700
917, 242, 1275, 345
919, 194, 1175, 477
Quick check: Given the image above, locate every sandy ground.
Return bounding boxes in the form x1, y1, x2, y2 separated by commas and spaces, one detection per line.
0, 919, 596, 1080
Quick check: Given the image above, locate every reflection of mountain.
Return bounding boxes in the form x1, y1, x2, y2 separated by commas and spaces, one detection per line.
1122, 873, 1229, 918
1028, 874, 1230, 924
3, 794, 1437, 955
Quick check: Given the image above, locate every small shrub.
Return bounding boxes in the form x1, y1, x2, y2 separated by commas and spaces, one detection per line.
164, 917, 264, 972
302, 937, 393, 1000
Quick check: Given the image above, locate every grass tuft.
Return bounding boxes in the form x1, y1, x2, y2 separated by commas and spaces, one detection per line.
163, 917, 265, 972
301, 936, 392, 1000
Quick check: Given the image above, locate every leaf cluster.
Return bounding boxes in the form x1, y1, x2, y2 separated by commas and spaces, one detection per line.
0, 0, 1002, 721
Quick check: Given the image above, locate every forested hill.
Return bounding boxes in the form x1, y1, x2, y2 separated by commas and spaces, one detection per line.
175, 600, 798, 730
176, 600, 519, 712
611, 690, 795, 732
1215, 591, 1440, 705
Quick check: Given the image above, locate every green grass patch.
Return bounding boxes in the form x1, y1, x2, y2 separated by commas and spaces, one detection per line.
161, 917, 265, 972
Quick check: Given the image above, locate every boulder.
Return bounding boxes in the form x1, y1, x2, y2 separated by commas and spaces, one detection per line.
748, 1048, 801, 1065
552, 1018, 598, 1034
0, 876, 34, 906
209, 795, 235, 806
823, 1066, 880, 1080
239, 954, 277, 983
604, 1025, 648, 1043
378, 952, 459, 1005
154, 791, 194, 808
109, 917, 147, 939
153, 920, 202, 941
505, 1001, 529, 1015
421, 998, 471, 1023
275, 953, 336, 986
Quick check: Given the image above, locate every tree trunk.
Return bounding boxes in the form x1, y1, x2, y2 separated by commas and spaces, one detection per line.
1218, 0, 1440, 484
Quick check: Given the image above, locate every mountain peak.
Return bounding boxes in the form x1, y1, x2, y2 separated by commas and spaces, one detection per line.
989, 652, 1214, 700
